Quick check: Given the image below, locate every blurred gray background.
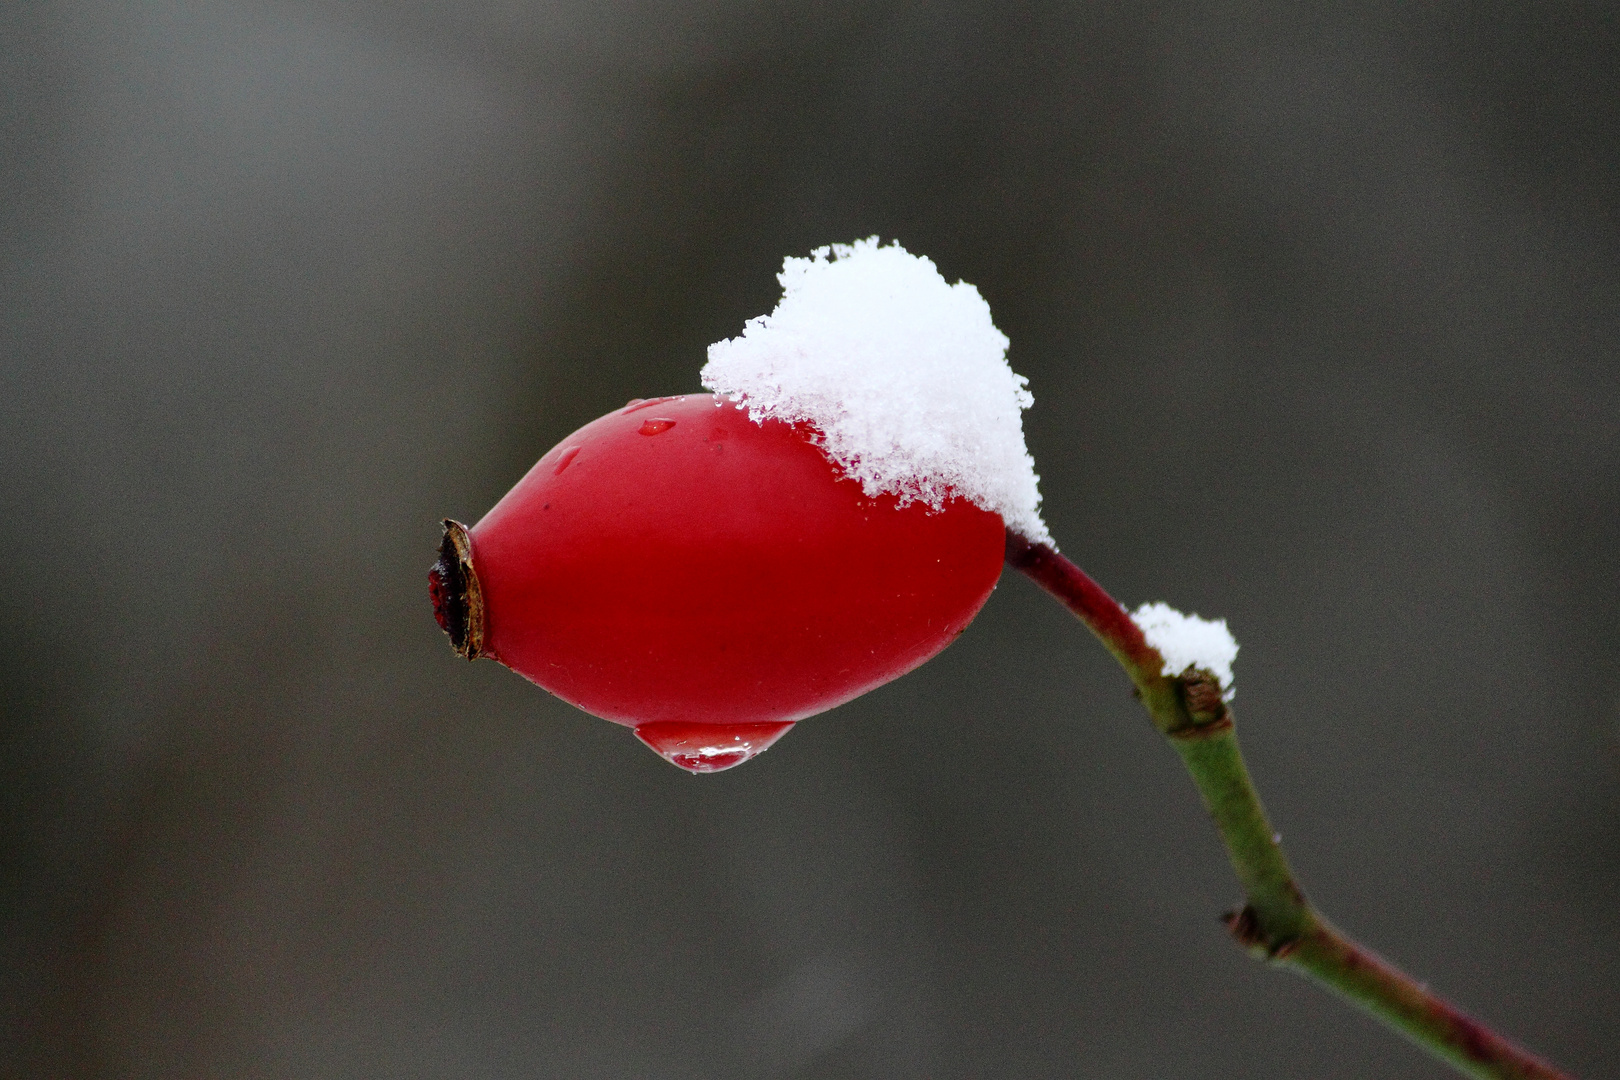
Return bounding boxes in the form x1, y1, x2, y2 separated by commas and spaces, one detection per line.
2, 1, 1617, 1077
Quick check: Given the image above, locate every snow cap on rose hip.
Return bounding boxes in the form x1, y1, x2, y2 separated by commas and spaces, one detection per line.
432, 239, 1046, 773
702, 237, 1050, 545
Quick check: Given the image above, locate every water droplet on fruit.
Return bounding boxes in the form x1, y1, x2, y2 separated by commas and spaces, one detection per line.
634, 721, 795, 774
553, 445, 581, 473
639, 418, 676, 436
623, 396, 678, 414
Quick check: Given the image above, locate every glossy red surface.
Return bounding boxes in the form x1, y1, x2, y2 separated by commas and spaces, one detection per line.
466, 393, 1005, 741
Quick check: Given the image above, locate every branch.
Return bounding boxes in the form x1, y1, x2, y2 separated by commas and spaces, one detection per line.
1004, 531, 1573, 1080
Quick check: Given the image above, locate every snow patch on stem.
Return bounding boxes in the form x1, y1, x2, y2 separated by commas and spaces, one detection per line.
702, 237, 1049, 544
1132, 602, 1239, 700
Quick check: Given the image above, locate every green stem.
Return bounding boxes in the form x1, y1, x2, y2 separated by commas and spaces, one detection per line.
1005, 531, 1572, 1080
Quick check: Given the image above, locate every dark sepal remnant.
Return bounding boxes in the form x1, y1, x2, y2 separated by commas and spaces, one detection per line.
429, 518, 485, 660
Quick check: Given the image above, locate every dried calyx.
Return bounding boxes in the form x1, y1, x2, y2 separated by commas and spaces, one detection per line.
429, 519, 484, 660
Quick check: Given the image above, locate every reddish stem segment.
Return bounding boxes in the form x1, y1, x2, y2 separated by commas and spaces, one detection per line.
1005, 530, 1574, 1080
1003, 531, 1161, 682
1289, 926, 1572, 1080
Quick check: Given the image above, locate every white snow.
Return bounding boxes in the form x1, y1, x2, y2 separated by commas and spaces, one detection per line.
701, 237, 1050, 544
1132, 602, 1239, 699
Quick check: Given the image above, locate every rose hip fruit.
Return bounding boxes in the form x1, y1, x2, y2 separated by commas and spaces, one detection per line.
431, 393, 1004, 772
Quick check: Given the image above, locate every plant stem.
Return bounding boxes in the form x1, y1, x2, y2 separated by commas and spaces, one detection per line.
1004, 531, 1573, 1080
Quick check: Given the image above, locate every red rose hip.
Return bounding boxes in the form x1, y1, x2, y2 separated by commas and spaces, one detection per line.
431, 393, 1005, 772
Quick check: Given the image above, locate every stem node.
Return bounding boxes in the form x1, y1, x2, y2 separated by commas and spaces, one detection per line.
1224, 904, 1300, 960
